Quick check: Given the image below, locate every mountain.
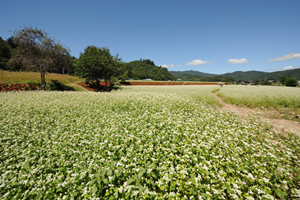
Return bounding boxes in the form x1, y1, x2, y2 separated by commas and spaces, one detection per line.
176, 74, 235, 82
170, 69, 300, 81
170, 70, 217, 77
222, 70, 268, 80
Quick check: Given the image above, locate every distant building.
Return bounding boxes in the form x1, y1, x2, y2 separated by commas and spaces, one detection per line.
177, 79, 182, 81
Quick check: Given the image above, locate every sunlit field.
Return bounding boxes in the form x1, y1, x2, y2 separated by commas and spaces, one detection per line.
0, 70, 84, 84
217, 85, 300, 109
1, 86, 299, 199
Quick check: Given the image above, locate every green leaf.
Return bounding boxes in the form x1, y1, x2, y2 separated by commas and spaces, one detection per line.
127, 178, 135, 185
101, 169, 106, 177
89, 179, 96, 185
139, 185, 145, 194
138, 171, 144, 178
107, 169, 113, 176
92, 184, 97, 194
103, 178, 109, 184
276, 189, 287, 199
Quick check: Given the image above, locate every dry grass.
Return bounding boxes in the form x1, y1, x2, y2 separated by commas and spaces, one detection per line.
0, 70, 84, 84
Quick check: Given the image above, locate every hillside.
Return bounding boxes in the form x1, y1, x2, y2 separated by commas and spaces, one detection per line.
222, 70, 268, 80
124, 59, 175, 81
170, 69, 300, 81
176, 74, 234, 82
170, 70, 217, 77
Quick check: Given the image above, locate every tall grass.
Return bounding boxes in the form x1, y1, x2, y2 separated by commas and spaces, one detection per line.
0, 70, 84, 84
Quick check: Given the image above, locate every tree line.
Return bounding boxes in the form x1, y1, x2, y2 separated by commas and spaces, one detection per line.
0, 25, 175, 90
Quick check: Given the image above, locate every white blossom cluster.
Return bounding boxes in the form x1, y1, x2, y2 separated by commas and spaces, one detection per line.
0, 86, 299, 199
218, 85, 300, 109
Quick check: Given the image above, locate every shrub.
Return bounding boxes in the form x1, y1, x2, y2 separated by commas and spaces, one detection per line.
286, 77, 298, 87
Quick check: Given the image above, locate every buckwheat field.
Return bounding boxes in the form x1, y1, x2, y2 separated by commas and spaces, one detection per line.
1, 86, 299, 199
217, 85, 300, 109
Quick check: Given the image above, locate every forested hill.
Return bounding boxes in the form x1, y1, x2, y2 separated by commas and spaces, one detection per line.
170, 69, 300, 81
222, 71, 268, 80
222, 69, 300, 80
170, 70, 217, 77
123, 59, 175, 80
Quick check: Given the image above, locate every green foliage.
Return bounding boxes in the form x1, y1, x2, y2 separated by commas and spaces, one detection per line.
123, 59, 175, 80
9, 25, 71, 90
261, 80, 272, 85
170, 70, 218, 77
171, 69, 300, 82
0, 37, 12, 70
76, 46, 122, 89
280, 76, 288, 85
176, 74, 235, 82
285, 77, 298, 87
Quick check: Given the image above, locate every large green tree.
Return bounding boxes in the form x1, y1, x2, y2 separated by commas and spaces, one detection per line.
9, 25, 71, 90
76, 45, 121, 90
286, 77, 298, 87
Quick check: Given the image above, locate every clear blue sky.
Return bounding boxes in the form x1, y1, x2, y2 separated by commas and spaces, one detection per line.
1, 0, 299, 74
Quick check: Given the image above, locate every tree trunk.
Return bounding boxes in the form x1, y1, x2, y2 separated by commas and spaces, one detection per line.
105, 78, 108, 92
104, 72, 109, 92
41, 70, 46, 90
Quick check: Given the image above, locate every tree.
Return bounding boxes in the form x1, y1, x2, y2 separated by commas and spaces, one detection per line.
255, 79, 260, 85
9, 25, 71, 90
76, 45, 121, 91
0, 37, 11, 70
286, 77, 298, 87
280, 76, 288, 85
6, 36, 19, 49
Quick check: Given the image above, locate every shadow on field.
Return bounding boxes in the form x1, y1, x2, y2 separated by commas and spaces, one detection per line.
47, 80, 76, 91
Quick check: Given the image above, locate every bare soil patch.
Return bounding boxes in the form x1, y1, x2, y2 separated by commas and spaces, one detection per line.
214, 92, 300, 135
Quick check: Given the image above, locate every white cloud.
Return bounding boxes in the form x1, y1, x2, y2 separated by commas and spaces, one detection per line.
268, 66, 295, 72
186, 59, 211, 66
160, 64, 175, 68
177, 65, 182, 67
268, 53, 300, 62
227, 58, 251, 64
282, 65, 294, 70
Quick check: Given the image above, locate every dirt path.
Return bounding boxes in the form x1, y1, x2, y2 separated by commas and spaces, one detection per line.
214, 92, 300, 135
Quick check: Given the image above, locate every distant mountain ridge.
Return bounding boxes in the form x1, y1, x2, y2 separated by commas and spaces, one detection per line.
170, 69, 300, 81
170, 70, 218, 77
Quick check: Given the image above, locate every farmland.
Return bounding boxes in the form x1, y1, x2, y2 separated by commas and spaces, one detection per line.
217, 85, 300, 109
1, 86, 300, 199
217, 85, 300, 121
0, 70, 84, 85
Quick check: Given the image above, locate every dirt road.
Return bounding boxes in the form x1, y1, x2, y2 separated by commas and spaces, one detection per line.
214, 92, 300, 135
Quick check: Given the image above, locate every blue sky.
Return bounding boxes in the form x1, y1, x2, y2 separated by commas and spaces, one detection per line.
1, 0, 299, 74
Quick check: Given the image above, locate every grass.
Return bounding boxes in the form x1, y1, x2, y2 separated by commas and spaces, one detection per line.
0, 70, 84, 84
